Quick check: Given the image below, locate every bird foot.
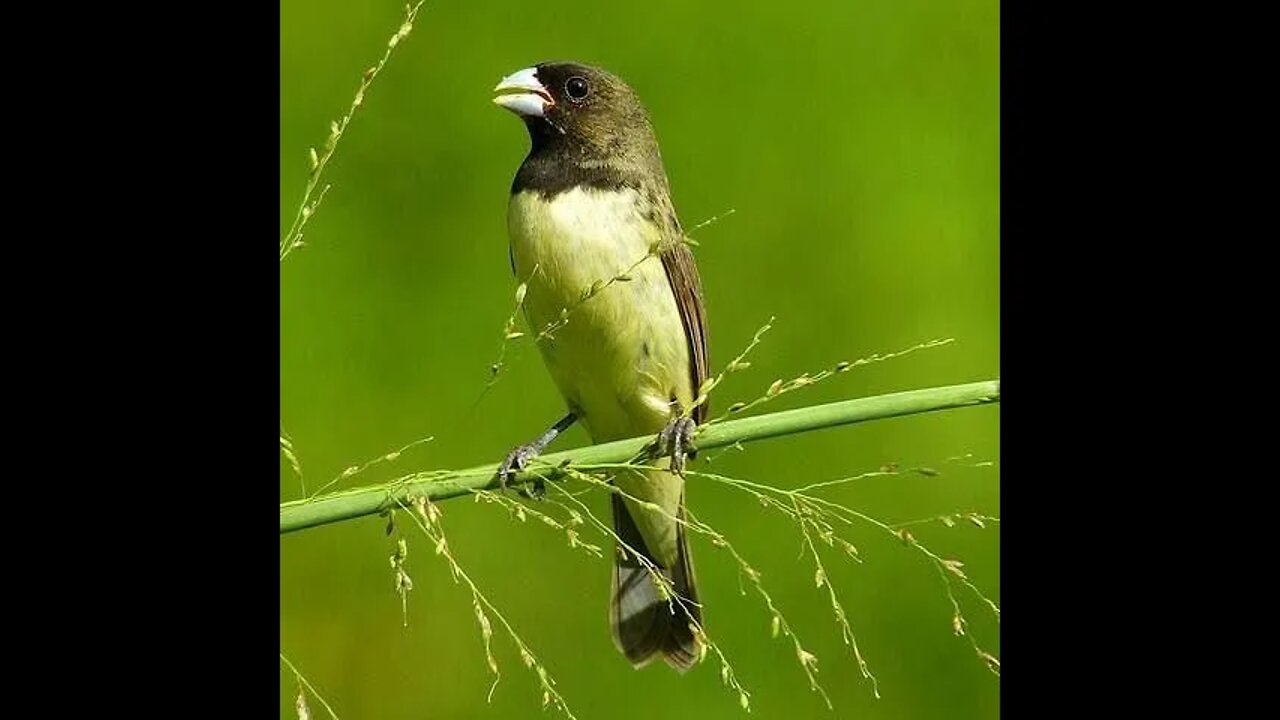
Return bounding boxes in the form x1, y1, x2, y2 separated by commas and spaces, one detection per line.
498, 444, 546, 499
657, 416, 697, 475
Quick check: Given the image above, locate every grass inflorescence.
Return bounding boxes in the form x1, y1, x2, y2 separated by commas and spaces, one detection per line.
280, 2, 426, 263
396, 493, 579, 718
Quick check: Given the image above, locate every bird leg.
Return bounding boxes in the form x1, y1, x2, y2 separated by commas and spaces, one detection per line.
657, 415, 698, 475
498, 412, 577, 498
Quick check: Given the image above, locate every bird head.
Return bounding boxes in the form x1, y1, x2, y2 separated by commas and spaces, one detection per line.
493, 62, 655, 155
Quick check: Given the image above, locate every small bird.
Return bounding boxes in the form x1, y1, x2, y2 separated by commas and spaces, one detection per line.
493, 62, 709, 671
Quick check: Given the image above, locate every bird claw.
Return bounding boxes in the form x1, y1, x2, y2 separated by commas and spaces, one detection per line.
657, 416, 697, 475
498, 444, 546, 499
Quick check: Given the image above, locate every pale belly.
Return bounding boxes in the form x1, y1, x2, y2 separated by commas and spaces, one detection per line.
507, 187, 694, 444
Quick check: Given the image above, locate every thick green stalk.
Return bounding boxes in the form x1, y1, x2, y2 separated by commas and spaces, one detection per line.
280, 379, 999, 535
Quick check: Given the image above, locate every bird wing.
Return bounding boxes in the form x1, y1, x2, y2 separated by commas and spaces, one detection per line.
659, 239, 709, 424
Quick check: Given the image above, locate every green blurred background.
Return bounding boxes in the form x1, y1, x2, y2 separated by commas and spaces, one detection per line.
280, 0, 999, 717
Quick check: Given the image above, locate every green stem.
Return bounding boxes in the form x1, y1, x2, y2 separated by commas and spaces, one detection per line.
279, 379, 999, 535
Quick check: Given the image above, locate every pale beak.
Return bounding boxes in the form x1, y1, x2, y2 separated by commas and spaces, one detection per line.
493, 67, 553, 118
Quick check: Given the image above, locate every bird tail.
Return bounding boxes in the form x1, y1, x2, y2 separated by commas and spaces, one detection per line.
608, 491, 702, 672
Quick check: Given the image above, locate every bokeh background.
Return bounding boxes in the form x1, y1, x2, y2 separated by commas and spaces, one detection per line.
280, 0, 999, 717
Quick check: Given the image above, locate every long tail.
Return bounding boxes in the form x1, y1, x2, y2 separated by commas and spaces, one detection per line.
608, 492, 702, 671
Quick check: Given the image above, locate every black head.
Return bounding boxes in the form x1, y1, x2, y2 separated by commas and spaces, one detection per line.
493, 62, 659, 161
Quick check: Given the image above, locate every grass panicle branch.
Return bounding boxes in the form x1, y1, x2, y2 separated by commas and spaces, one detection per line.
280, 652, 341, 720
791, 495, 880, 697
280, 1, 426, 263
396, 493, 578, 718
309, 435, 436, 501
669, 463, 1002, 678
708, 336, 956, 425
471, 489, 605, 560
281, 429, 305, 495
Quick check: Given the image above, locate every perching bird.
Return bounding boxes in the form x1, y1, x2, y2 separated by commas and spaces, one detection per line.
493, 62, 709, 671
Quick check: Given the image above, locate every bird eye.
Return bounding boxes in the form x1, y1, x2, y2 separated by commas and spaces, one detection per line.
565, 76, 590, 102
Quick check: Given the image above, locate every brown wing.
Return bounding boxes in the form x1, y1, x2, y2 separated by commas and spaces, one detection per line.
660, 241, 709, 424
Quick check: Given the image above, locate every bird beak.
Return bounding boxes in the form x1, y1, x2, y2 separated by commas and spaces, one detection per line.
493, 67, 553, 118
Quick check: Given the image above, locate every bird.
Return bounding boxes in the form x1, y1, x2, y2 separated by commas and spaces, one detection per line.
492, 61, 710, 672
